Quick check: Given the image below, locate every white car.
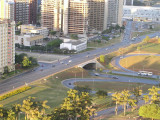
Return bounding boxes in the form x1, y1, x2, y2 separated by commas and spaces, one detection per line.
94, 73, 100, 76
69, 60, 72, 63
147, 72, 153, 76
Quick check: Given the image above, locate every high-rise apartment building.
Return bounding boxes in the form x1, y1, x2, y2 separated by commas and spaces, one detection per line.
107, 0, 123, 26
123, 0, 134, 5
0, 0, 15, 21
41, 0, 63, 31
14, 0, 37, 24
41, 0, 123, 35
0, 19, 15, 74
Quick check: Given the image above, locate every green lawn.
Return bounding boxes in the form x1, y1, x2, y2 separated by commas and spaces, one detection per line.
0, 67, 90, 112
75, 81, 152, 93
87, 36, 121, 48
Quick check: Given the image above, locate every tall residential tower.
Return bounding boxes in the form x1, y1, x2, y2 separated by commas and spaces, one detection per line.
41, 0, 123, 35
0, 19, 15, 74
14, 0, 37, 24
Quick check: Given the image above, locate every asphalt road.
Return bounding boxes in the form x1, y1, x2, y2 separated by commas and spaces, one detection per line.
0, 21, 160, 94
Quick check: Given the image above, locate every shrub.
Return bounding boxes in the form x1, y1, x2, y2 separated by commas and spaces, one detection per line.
0, 86, 31, 101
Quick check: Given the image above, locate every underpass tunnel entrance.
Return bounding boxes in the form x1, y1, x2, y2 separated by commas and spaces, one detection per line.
83, 63, 96, 70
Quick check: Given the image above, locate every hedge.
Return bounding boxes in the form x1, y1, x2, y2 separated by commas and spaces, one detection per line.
0, 86, 31, 101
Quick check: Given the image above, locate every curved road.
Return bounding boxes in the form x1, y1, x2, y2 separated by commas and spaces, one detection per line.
61, 74, 158, 118
113, 53, 160, 78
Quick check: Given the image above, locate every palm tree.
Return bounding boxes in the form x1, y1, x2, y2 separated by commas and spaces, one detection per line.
12, 104, 21, 120
112, 92, 122, 115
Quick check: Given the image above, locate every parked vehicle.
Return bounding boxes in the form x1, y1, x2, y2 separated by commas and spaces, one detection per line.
138, 71, 153, 76
94, 73, 100, 76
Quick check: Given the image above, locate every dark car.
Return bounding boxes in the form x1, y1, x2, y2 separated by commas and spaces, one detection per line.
68, 83, 71, 85
112, 76, 118, 79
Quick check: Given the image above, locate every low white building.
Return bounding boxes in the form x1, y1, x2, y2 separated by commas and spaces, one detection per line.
123, 6, 160, 22
15, 34, 44, 46
20, 24, 49, 38
60, 38, 87, 52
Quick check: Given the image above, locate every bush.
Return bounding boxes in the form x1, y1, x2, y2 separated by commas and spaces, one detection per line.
0, 86, 31, 101
96, 90, 108, 98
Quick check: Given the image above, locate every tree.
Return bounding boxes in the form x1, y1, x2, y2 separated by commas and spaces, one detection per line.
115, 24, 120, 30
139, 104, 160, 120
96, 90, 108, 98
148, 86, 160, 104
21, 97, 50, 120
132, 87, 142, 102
143, 95, 149, 104
22, 56, 31, 68
4, 66, 9, 74
7, 109, 16, 120
120, 90, 132, 116
47, 39, 63, 48
49, 30, 56, 36
29, 57, 38, 65
12, 104, 21, 120
15, 53, 28, 64
74, 86, 91, 95
52, 89, 95, 120
137, 46, 141, 51
112, 92, 122, 115
143, 36, 150, 43
0, 105, 7, 119
100, 55, 105, 63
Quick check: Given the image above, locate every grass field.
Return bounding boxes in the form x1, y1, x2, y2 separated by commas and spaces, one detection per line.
87, 36, 121, 48
120, 55, 160, 74
0, 67, 90, 111
75, 81, 152, 93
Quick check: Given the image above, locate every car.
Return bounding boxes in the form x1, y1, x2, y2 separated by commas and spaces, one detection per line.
68, 83, 71, 85
65, 63, 69, 65
148, 72, 153, 76
86, 55, 89, 58
60, 62, 64, 64
69, 60, 72, 63
112, 76, 118, 79
138, 71, 148, 76
94, 73, 100, 76
52, 65, 55, 67
40, 69, 43, 71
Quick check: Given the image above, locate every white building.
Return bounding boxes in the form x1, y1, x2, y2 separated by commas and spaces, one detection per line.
123, 6, 160, 22
20, 24, 49, 38
0, 19, 15, 73
60, 38, 87, 52
0, 0, 15, 22
15, 34, 44, 46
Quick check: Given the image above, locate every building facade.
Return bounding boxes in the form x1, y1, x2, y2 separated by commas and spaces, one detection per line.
123, 6, 160, 22
14, 0, 37, 24
15, 34, 44, 46
107, 0, 123, 27
0, 0, 15, 21
0, 19, 15, 74
41, 0, 123, 35
60, 38, 87, 52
